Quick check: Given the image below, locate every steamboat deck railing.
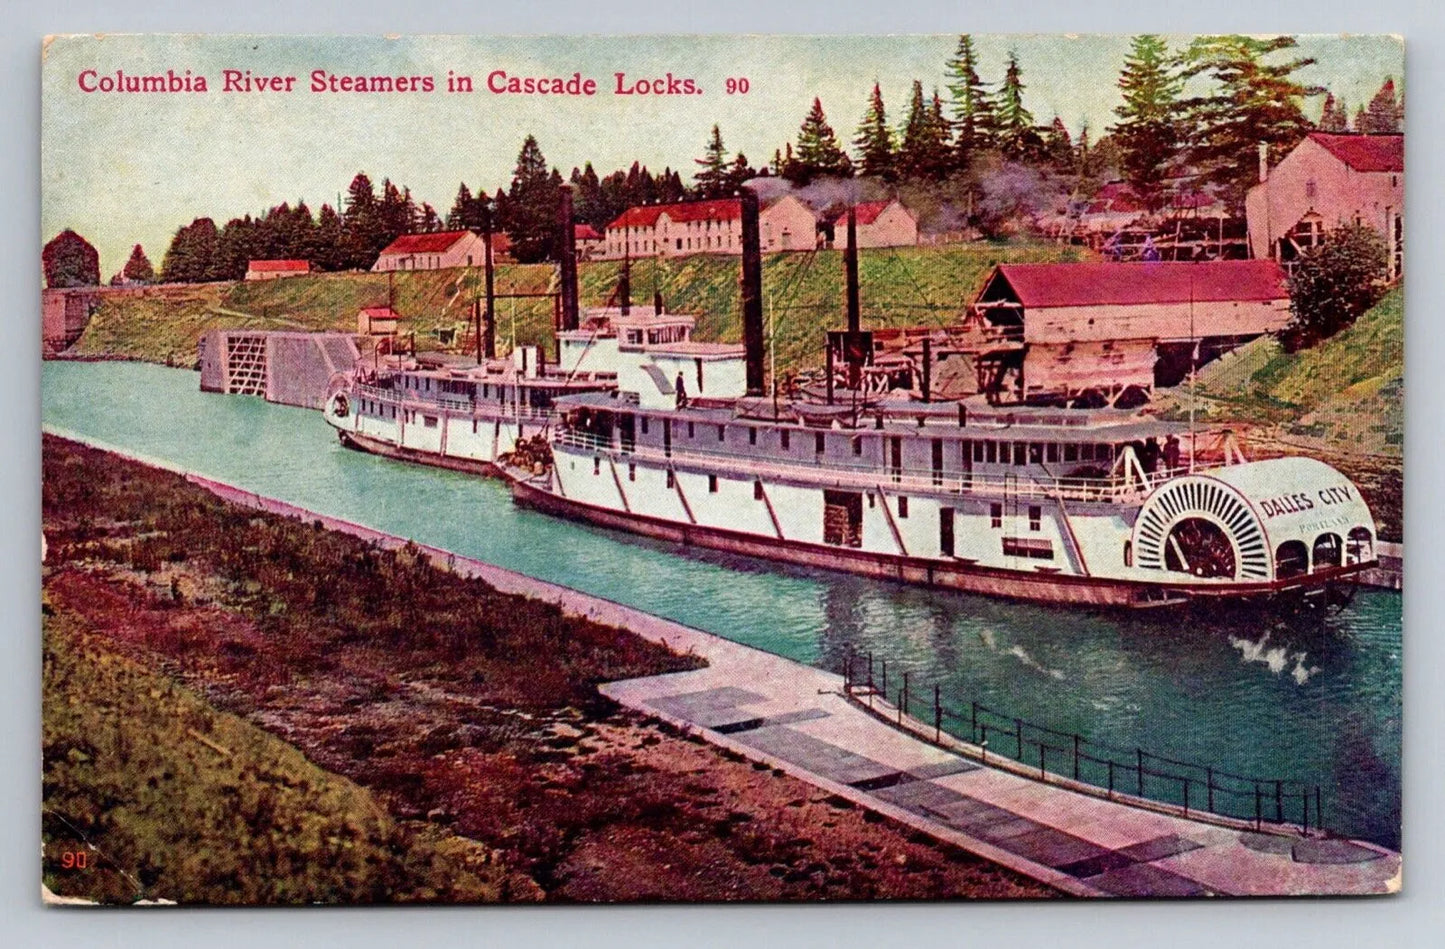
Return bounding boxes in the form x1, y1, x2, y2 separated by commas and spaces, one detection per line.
842, 649, 1327, 837
554, 429, 1179, 504
354, 383, 556, 422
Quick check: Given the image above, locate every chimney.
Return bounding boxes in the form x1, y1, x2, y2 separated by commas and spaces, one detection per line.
557, 185, 579, 332
1258, 142, 1270, 184
845, 208, 860, 333
740, 188, 765, 396
481, 208, 496, 359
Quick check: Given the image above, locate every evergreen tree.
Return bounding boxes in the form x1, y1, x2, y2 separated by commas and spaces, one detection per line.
42, 229, 101, 288
419, 203, 441, 231
724, 153, 756, 193
994, 51, 1043, 163
853, 82, 895, 180
694, 124, 732, 198
1110, 35, 1184, 205
1318, 92, 1349, 132
121, 244, 155, 283
447, 183, 475, 229
788, 98, 853, 184
314, 204, 345, 271
1178, 35, 1322, 208
160, 218, 221, 283
1362, 78, 1402, 133
945, 34, 996, 168
341, 172, 383, 270
896, 82, 952, 180
506, 135, 560, 263
1043, 117, 1074, 170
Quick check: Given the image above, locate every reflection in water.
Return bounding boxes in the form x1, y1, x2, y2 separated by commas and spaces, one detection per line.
42, 361, 1401, 848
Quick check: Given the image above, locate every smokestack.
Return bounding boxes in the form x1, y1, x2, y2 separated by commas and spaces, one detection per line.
740, 188, 765, 396
920, 336, 932, 404
1258, 142, 1269, 184
845, 209, 860, 334
482, 210, 496, 359
557, 185, 579, 332
619, 253, 631, 315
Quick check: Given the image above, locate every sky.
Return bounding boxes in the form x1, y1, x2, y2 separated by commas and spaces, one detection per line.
41, 33, 1404, 277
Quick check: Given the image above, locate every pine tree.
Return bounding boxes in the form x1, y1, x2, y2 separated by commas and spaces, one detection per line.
897, 81, 952, 180
1043, 117, 1074, 170
1178, 35, 1323, 208
447, 183, 474, 229
1111, 35, 1184, 206
725, 153, 755, 193
945, 34, 996, 168
789, 98, 853, 184
506, 135, 560, 263
1318, 92, 1349, 132
42, 229, 101, 288
853, 82, 895, 180
1362, 78, 1402, 133
314, 204, 345, 271
341, 172, 383, 270
694, 124, 732, 198
994, 51, 1043, 163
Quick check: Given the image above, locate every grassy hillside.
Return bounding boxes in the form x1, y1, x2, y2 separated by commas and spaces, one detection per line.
72, 242, 1091, 377
1156, 287, 1402, 459
43, 612, 524, 905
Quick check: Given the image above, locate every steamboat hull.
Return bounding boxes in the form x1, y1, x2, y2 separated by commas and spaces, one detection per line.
337, 429, 504, 479
510, 477, 1373, 610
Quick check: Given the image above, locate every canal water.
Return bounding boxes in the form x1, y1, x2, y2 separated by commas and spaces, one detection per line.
42, 361, 1402, 848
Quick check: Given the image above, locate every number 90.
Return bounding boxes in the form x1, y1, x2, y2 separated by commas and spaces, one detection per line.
725, 77, 750, 95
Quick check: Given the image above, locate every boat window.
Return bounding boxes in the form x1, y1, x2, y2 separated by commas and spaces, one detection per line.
1002, 537, 1054, 560
1064, 443, 1078, 462
629, 463, 636, 481
1312, 533, 1343, 571
1013, 442, 1027, 466
1276, 541, 1309, 579
666, 470, 674, 489
687, 421, 695, 439
1028, 506, 1041, 531
990, 503, 1002, 529
641, 416, 649, 435
939, 508, 955, 557
1123, 540, 1133, 567
748, 428, 757, 446
1046, 443, 1059, 463
781, 429, 790, 450
985, 441, 997, 464
972, 441, 984, 464
1029, 443, 1043, 464
708, 474, 719, 493
1080, 444, 1094, 461
593, 456, 600, 476
853, 437, 863, 457
718, 425, 726, 442
1346, 527, 1374, 564
754, 480, 764, 501
898, 496, 909, 518
815, 432, 826, 454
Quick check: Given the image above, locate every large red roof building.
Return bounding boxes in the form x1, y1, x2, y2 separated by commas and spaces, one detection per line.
245, 259, 311, 280
603, 195, 819, 259
1246, 133, 1403, 277
830, 199, 918, 249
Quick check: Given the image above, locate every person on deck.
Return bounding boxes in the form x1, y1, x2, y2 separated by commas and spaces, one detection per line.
674, 372, 688, 409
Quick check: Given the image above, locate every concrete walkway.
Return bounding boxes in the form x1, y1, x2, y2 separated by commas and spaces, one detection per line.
47, 430, 1404, 899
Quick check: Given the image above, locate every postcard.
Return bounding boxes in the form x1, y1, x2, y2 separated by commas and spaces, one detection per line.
40, 33, 1402, 903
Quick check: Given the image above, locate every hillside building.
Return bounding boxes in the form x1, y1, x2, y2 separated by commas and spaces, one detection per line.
602, 196, 820, 259
831, 199, 919, 249
1246, 133, 1403, 277
245, 259, 311, 280
371, 230, 488, 272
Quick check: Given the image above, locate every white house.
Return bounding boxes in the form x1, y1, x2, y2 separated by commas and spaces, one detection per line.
371, 230, 488, 272
832, 199, 918, 249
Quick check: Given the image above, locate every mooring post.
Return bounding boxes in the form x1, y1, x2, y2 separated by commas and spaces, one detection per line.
1015, 718, 1023, 759
1275, 780, 1284, 823
881, 659, 888, 700
1183, 778, 1190, 816
1107, 760, 1115, 799
1137, 748, 1145, 797
971, 701, 978, 744
1207, 767, 1215, 813
933, 685, 941, 743
1073, 734, 1081, 781
901, 671, 909, 720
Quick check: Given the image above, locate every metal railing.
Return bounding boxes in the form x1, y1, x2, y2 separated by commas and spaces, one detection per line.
842, 648, 1326, 836
353, 383, 555, 422
553, 428, 1171, 504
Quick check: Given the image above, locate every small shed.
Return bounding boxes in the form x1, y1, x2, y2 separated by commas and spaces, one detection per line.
245, 259, 311, 280
357, 305, 402, 337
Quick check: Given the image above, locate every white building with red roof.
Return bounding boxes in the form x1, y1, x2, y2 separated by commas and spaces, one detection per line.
831, 199, 918, 249
601, 196, 820, 259
1246, 133, 1403, 277
371, 230, 488, 272
245, 259, 311, 280
574, 223, 605, 261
